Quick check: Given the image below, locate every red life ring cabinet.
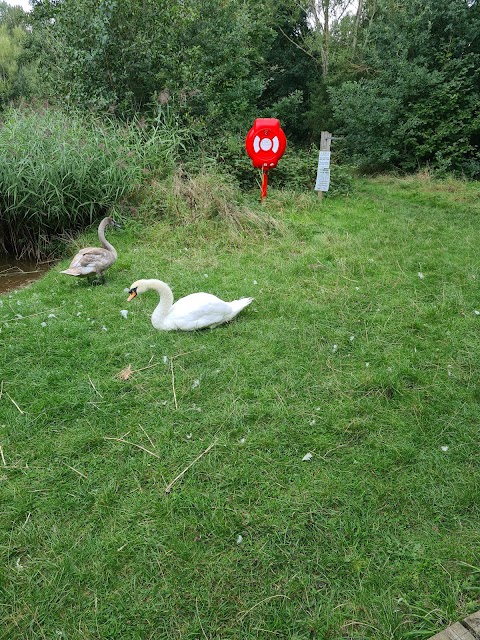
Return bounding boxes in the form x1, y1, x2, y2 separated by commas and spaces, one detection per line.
245, 118, 287, 199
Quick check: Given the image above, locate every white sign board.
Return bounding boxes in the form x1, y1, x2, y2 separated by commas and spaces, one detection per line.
315, 150, 331, 192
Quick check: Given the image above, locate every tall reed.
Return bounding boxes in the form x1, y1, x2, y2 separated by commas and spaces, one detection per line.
0, 106, 180, 258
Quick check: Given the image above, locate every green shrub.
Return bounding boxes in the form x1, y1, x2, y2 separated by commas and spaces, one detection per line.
0, 106, 181, 258
190, 136, 354, 196
269, 145, 354, 196
329, 1, 480, 178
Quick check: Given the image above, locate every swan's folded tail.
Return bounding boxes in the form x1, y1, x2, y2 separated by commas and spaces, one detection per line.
229, 297, 254, 319
61, 268, 83, 276
61, 266, 96, 276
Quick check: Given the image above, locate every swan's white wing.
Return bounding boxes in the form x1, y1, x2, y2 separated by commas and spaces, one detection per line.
167, 293, 232, 330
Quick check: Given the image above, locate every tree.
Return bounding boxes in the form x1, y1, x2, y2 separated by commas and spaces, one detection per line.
302, 0, 358, 77
29, 0, 272, 136
329, 0, 480, 175
0, 1, 37, 106
255, 0, 315, 142
266, 0, 366, 143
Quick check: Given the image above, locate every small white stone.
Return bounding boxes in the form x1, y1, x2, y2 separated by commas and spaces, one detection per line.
163, 355, 168, 364
302, 452, 313, 461
48, 313, 56, 318
474, 310, 480, 316
418, 272, 425, 279
332, 344, 338, 352
120, 309, 128, 319
203, 274, 208, 278
16, 314, 23, 319
355, 287, 360, 291
440, 445, 449, 452
240, 437, 246, 444
309, 420, 316, 426
76, 312, 81, 316
253, 280, 258, 285
186, 433, 192, 439
102, 325, 108, 331
349, 335, 355, 341
41, 322, 47, 327
192, 379, 200, 389
365, 362, 370, 367
235, 534, 243, 545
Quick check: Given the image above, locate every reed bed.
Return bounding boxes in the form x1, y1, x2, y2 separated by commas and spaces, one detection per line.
0, 106, 179, 258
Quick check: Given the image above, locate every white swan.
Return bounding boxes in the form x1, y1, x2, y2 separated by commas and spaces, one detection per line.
61, 216, 121, 283
127, 279, 253, 331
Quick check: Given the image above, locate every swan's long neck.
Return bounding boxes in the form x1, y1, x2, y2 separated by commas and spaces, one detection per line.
146, 280, 174, 329
98, 219, 117, 258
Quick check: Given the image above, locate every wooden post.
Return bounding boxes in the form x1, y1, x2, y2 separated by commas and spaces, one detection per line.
320, 131, 332, 153
316, 131, 332, 199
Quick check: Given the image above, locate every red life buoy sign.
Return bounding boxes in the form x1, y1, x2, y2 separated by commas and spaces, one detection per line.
245, 118, 287, 169
245, 118, 287, 200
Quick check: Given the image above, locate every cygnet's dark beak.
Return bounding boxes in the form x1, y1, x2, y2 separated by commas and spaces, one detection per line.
111, 219, 123, 229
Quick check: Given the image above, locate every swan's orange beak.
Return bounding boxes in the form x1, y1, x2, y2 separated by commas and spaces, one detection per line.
127, 290, 137, 301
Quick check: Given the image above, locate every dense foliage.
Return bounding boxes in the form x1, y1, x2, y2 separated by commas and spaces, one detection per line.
28, 0, 273, 136
0, 2, 37, 105
330, 0, 480, 176
0, 106, 183, 257
0, 0, 477, 256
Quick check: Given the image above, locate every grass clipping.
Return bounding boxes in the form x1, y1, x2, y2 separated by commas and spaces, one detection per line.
146, 168, 283, 234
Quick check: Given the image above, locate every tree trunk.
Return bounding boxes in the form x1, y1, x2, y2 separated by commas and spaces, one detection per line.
352, 0, 364, 55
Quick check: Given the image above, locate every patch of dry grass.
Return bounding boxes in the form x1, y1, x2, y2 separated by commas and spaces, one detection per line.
142, 168, 284, 234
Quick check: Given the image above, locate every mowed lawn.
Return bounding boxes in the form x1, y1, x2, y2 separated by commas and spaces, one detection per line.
1, 176, 479, 639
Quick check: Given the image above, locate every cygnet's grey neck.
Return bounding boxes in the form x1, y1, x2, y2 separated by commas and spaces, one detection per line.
98, 219, 117, 257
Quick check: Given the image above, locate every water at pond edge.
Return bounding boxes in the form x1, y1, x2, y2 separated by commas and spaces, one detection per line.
0, 255, 51, 294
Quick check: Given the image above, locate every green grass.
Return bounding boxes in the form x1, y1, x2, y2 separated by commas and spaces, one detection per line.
1, 176, 480, 639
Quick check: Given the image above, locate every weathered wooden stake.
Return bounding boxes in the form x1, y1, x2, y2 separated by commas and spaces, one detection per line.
320, 131, 332, 152
316, 131, 333, 199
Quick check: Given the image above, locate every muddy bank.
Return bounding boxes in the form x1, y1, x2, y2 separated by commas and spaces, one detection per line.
0, 256, 51, 294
